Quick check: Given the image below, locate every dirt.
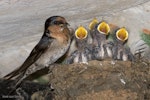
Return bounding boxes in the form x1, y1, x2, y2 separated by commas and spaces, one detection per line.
48, 59, 150, 100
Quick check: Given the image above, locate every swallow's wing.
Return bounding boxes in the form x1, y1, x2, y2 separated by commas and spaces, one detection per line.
4, 36, 53, 79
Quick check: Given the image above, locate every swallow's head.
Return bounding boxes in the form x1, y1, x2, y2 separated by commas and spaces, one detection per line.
116, 27, 128, 42
44, 16, 69, 32
96, 21, 110, 35
89, 18, 99, 31
45, 16, 70, 33
75, 26, 88, 40
44, 16, 70, 44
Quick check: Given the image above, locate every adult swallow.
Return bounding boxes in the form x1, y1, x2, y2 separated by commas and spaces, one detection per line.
112, 27, 135, 61
89, 20, 113, 60
66, 26, 92, 64
4, 16, 71, 89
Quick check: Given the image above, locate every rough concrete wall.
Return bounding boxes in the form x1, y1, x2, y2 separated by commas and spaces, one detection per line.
0, 0, 150, 76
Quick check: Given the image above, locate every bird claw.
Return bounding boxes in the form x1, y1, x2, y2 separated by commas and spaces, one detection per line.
79, 62, 88, 65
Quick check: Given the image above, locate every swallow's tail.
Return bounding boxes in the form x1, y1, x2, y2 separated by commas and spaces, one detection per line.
4, 67, 23, 80
6, 72, 25, 94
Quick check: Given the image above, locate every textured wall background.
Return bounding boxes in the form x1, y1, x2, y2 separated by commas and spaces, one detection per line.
0, 0, 150, 77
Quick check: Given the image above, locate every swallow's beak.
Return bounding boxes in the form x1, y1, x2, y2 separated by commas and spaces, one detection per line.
66, 22, 70, 26
60, 25, 65, 32
89, 18, 99, 30
60, 22, 69, 27
97, 21, 110, 35
116, 27, 128, 42
60, 23, 68, 32
75, 26, 88, 39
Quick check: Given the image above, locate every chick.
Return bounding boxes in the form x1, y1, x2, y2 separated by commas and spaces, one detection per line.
89, 19, 113, 60
112, 27, 135, 61
66, 26, 92, 64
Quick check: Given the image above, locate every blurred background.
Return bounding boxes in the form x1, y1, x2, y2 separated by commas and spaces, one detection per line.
0, 0, 150, 77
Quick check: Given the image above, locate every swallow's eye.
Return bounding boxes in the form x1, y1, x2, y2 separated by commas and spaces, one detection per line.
53, 21, 63, 25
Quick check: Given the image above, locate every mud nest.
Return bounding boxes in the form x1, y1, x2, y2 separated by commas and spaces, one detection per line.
0, 59, 150, 100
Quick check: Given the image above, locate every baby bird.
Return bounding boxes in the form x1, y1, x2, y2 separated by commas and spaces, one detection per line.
89, 18, 99, 32
66, 26, 92, 64
89, 19, 113, 60
112, 27, 135, 61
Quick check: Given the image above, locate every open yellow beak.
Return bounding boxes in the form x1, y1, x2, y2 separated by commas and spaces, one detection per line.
116, 27, 129, 41
89, 18, 99, 30
97, 21, 110, 35
75, 26, 88, 39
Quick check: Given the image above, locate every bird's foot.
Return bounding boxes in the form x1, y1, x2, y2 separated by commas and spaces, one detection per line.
79, 61, 88, 65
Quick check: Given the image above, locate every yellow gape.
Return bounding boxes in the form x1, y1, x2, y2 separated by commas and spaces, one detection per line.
75, 26, 88, 39
89, 18, 99, 30
116, 27, 129, 42
97, 21, 110, 35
